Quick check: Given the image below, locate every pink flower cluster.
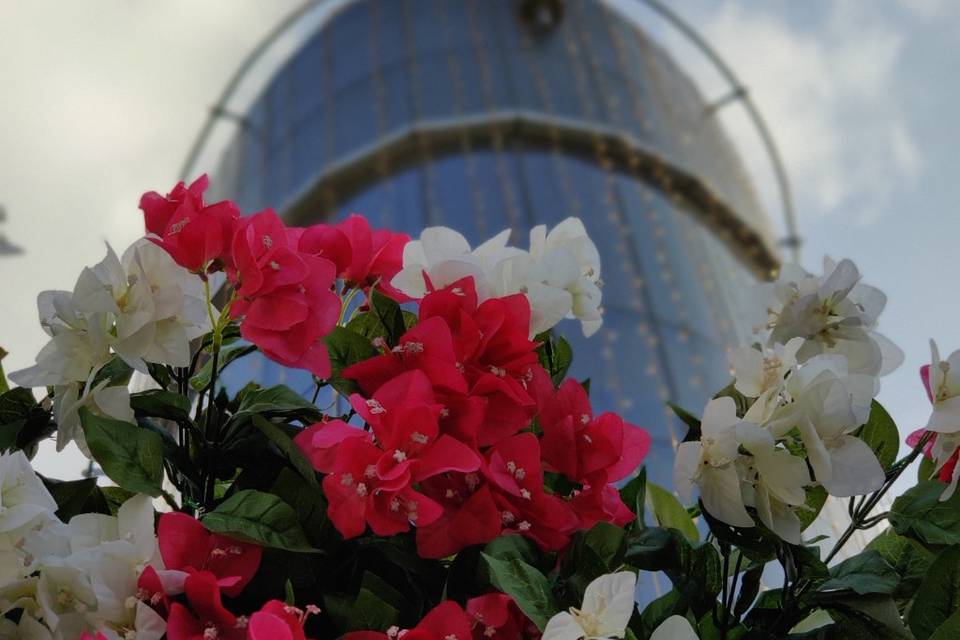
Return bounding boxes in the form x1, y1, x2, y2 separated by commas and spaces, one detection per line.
295, 277, 651, 558
139, 177, 408, 378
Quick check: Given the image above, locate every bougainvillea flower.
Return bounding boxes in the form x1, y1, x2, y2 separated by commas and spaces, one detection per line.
294, 419, 370, 473
166, 572, 245, 640
248, 600, 318, 640
337, 214, 410, 297
345, 600, 474, 640
139, 174, 240, 273
157, 513, 262, 598
466, 593, 538, 640
229, 210, 340, 378
294, 223, 353, 276
79, 634, 109, 640
137, 565, 172, 617
540, 378, 651, 484
321, 436, 444, 539
416, 475, 502, 559
569, 473, 635, 530
342, 316, 468, 395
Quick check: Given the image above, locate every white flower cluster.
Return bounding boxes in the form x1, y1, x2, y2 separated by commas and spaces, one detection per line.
391, 218, 603, 337
675, 258, 900, 543
10, 239, 210, 453
0, 451, 165, 639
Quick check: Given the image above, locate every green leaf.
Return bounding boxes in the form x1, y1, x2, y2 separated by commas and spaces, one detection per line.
798, 485, 829, 531
91, 356, 134, 387
190, 344, 257, 392
639, 589, 689, 637
324, 326, 379, 395
482, 552, 558, 630
667, 402, 701, 442
908, 545, 960, 640
824, 594, 912, 639
890, 480, 960, 548
80, 408, 163, 496
920, 455, 938, 483
483, 534, 549, 571
0, 347, 9, 394
0, 387, 39, 426
867, 528, 934, 600
930, 610, 960, 640
535, 331, 574, 386
130, 389, 191, 421
100, 486, 137, 515
648, 482, 699, 543
42, 476, 107, 520
368, 288, 408, 347
620, 467, 647, 528
202, 489, 316, 553
269, 468, 332, 547
857, 401, 900, 470
251, 415, 318, 488
819, 550, 899, 595
734, 563, 763, 617
235, 385, 318, 419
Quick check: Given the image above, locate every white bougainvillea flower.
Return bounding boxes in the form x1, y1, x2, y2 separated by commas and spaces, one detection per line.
0, 451, 58, 536
736, 423, 810, 544
650, 615, 699, 640
730, 337, 804, 425
393, 220, 604, 337
52, 377, 134, 454
542, 571, 636, 640
925, 340, 960, 434
752, 258, 903, 378
674, 397, 753, 529
766, 355, 882, 497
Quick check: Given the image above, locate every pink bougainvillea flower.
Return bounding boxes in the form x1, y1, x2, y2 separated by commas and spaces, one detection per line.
139, 174, 240, 273
79, 634, 109, 640
539, 378, 651, 484
228, 209, 340, 378
321, 435, 445, 539
157, 512, 262, 598
166, 572, 245, 640
569, 473, 636, 530
248, 600, 319, 640
342, 316, 468, 396
345, 601, 474, 640
466, 593, 539, 640
294, 419, 370, 473
337, 214, 410, 298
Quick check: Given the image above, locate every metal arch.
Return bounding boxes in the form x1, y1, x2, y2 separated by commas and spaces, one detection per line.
179, 0, 800, 262
635, 0, 801, 263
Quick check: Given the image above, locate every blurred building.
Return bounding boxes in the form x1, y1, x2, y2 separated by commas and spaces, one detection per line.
204, 0, 786, 583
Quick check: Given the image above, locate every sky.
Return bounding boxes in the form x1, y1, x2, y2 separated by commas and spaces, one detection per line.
1, 0, 958, 479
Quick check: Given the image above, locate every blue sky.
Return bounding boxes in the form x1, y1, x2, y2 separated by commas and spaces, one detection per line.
1, 0, 957, 476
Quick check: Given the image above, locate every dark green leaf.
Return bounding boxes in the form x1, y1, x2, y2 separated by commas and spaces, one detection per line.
819, 550, 899, 595
798, 485, 829, 531
890, 481, 960, 548
920, 455, 938, 483
235, 385, 318, 418
867, 528, 934, 600
648, 482, 699, 543
91, 356, 134, 387
0, 387, 38, 426
734, 563, 764, 617
667, 402, 701, 442
712, 381, 751, 418
0, 347, 8, 394
369, 289, 408, 347
825, 594, 912, 639
620, 467, 647, 528
202, 489, 316, 553
251, 415, 318, 488
857, 401, 900, 470
130, 389, 191, 421
535, 331, 574, 386
100, 486, 137, 515
324, 326, 379, 395
42, 476, 107, 520
190, 344, 257, 392
269, 468, 332, 547
0, 420, 24, 451
80, 408, 163, 496
930, 610, 960, 640
908, 545, 960, 640
639, 589, 689, 637
482, 552, 557, 630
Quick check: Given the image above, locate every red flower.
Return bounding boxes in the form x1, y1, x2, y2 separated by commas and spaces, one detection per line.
166, 572, 245, 640
908, 364, 959, 483
139, 174, 240, 273
321, 435, 445, 539
466, 593, 539, 640
229, 210, 340, 378
248, 600, 318, 640
416, 434, 578, 558
157, 512, 262, 598
345, 601, 474, 640
343, 316, 468, 396
539, 379, 651, 484
137, 565, 172, 617
569, 473, 635, 529
79, 634, 109, 640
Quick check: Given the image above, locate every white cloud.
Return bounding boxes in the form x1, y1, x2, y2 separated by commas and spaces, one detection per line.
654, 1, 921, 228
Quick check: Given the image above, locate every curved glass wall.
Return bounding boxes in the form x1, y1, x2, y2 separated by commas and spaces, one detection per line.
211, 0, 775, 597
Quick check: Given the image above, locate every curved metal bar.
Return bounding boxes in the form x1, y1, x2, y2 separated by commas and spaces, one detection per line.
636, 0, 800, 262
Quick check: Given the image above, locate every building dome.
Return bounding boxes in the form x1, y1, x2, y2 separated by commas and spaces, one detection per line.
210, 0, 776, 528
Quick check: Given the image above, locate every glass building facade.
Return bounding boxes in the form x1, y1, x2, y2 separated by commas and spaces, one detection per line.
209, 0, 782, 581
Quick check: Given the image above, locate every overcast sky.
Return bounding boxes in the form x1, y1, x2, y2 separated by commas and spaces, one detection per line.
1, 0, 957, 478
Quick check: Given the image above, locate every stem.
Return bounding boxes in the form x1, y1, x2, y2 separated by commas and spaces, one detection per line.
825, 431, 933, 563
338, 286, 363, 326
